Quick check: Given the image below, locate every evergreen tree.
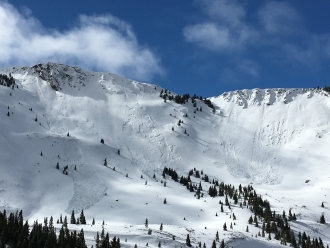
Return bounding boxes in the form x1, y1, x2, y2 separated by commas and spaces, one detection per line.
117, 149, 120, 155
95, 232, 100, 248
160, 223, 163, 231
211, 240, 216, 248
320, 214, 326, 224
104, 158, 107, 166
220, 239, 225, 248
246, 226, 249, 232
248, 215, 253, 224
63, 216, 68, 227
163, 198, 167, 204
215, 231, 219, 241
145, 218, 148, 228
71, 210, 76, 224
223, 222, 227, 231
80, 210, 86, 224
186, 234, 191, 247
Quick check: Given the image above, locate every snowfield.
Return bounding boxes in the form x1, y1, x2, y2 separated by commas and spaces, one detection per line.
0, 63, 329, 247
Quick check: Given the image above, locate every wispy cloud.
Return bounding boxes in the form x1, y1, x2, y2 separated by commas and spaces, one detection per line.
184, 0, 257, 54
184, 0, 330, 75
0, 2, 164, 81
258, 1, 303, 35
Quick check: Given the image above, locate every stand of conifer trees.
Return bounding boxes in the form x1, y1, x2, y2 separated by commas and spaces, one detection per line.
0, 209, 120, 248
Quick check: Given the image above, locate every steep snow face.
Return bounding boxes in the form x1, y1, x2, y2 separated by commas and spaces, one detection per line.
211, 88, 330, 185
0, 63, 329, 247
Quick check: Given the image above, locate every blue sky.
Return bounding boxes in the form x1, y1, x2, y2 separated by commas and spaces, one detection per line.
1, 0, 330, 97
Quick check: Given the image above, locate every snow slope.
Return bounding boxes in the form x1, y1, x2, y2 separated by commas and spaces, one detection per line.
0, 63, 329, 247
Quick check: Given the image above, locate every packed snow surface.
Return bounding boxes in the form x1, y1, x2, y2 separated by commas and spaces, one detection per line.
0, 63, 329, 247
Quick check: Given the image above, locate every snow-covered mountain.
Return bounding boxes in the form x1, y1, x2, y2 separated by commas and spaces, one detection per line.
0, 62, 329, 247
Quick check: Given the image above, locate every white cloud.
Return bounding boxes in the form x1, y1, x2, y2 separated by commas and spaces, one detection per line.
184, 0, 330, 73
194, 0, 245, 27
258, 2, 303, 35
184, 23, 231, 51
0, 2, 164, 81
184, 0, 258, 54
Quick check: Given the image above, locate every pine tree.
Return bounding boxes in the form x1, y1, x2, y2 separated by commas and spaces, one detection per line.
7, 111, 10, 116
223, 222, 227, 231
160, 223, 163, 231
67, 132, 70, 137
145, 218, 148, 228
100, 139, 104, 144
246, 226, 249, 232
215, 231, 219, 241
92, 218, 95, 225
40, 151, 43, 156
211, 240, 216, 248
158, 241, 161, 247
117, 149, 120, 155
163, 198, 167, 204
248, 215, 253, 224
254, 215, 258, 227
321, 202, 324, 208
320, 214, 326, 224
230, 222, 233, 229
80, 210, 86, 224
218, 239, 224, 248
186, 234, 191, 247
63, 216, 68, 227
71, 210, 76, 224
104, 158, 107, 166
74, 165, 76, 170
